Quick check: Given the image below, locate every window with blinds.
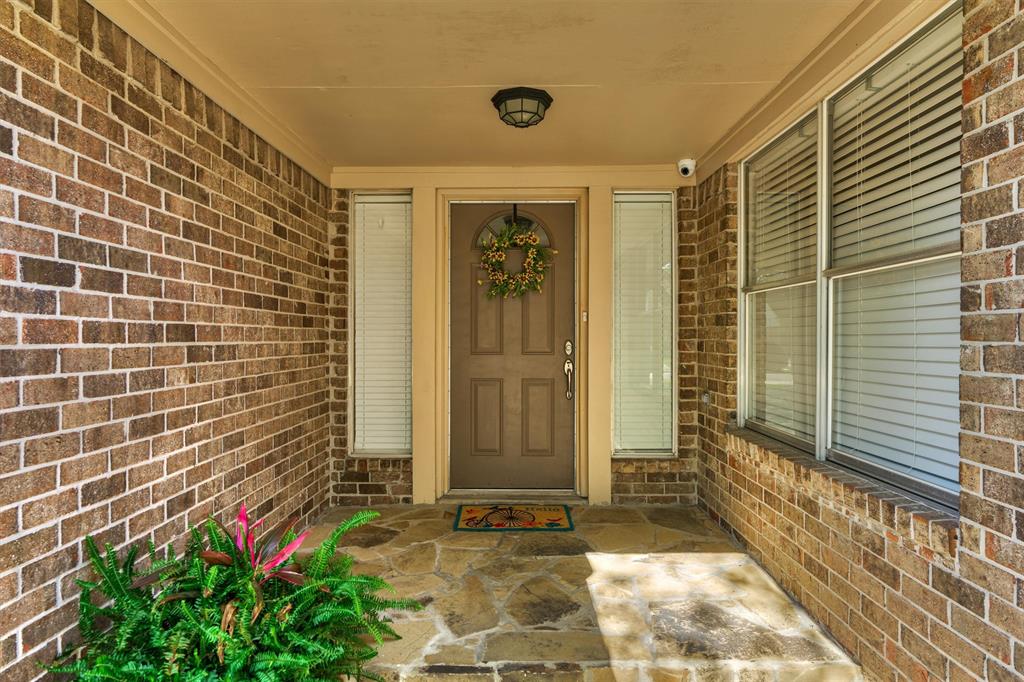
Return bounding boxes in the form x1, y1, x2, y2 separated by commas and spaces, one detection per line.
831, 258, 960, 496
612, 193, 675, 455
826, 4, 962, 505
743, 112, 818, 445
749, 285, 817, 443
739, 4, 963, 508
352, 194, 412, 455
746, 113, 819, 287
830, 7, 962, 269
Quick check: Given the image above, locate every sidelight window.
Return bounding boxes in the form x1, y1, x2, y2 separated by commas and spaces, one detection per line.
612, 192, 676, 456
351, 193, 413, 455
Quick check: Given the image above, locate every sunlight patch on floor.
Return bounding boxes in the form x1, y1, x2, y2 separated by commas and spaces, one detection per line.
585, 551, 861, 680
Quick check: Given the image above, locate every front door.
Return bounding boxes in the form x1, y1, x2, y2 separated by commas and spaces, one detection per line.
450, 203, 575, 489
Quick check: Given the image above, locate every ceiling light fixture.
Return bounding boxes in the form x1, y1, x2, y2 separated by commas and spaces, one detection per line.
491, 87, 553, 128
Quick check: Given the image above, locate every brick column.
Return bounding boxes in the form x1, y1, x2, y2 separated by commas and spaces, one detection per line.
327, 188, 349, 502
694, 164, 738, 507
959, 0, 1024, 678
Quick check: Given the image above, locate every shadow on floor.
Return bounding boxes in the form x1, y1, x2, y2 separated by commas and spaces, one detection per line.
302, 505, 861, 681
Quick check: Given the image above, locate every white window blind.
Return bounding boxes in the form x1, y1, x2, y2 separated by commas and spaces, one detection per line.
830, 8, 962, 268
746, 112, 819, 287
831, 257, 961, 493
612, 193, 675, 454
749, 284, 817, 443
352, 194, 412, 454
744, 113, 818, 445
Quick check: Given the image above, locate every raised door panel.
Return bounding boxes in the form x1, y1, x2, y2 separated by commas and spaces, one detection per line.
522, 379, 555, 457
470, 266, 502, 354
522, 263, 556, 355
470, 378, 503, 457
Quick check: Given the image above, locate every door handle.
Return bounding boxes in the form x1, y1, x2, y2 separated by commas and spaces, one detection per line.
563, 359, 574, 400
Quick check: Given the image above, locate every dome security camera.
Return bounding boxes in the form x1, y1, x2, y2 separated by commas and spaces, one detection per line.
677, 159, 696, 178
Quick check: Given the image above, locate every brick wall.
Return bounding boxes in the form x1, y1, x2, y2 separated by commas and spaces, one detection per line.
0, 0, 333, 678
698, 2, 1024, 680
334, 457, 412, 506
957, 0, 1024, 678
695, 164, 738, 505
610, 185, 700, 504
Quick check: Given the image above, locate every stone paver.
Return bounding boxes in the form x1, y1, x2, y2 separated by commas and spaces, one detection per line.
303, 505, 861, 681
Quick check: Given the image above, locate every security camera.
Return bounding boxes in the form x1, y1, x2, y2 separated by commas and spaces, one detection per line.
677, 159, 696, 178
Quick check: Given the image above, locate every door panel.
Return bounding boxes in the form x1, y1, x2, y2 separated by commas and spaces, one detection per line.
470, 268, 502, 354
522, 378, 555, 457
522, 264, 556, 354
450, 202, 575, 489
470, 379, 503, 456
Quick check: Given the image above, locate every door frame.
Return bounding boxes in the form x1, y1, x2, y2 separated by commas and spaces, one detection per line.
437, 188, 589, 498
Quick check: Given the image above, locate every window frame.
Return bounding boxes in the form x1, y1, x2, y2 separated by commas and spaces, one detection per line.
348, 191, 414, 458
611, 190, 679, 459
737, 1, 963, 510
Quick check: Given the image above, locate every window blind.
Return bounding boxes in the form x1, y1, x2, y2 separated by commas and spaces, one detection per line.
832, 257, 960, 494
748, 283, 816, 443
745, 112, 818, 287
830, 8, 963, 268
352, 194, 412, 454
612, 193, 674, 454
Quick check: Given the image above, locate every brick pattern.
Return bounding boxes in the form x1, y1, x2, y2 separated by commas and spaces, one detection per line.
699, 2, 1024, 679
958, 0, 1024, 678
326, 188, 351, 501
334, 456, 412, 507
705, 431, 1004, 681
0, 0, 332, 678
610, 458, 695, 504
695, 164, 738, 505
611, 186, 699, 504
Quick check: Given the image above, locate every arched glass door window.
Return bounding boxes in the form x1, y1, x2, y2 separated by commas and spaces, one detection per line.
475, 213, 551, 248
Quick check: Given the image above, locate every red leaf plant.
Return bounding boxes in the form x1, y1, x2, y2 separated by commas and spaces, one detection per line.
199, 503, 313, 588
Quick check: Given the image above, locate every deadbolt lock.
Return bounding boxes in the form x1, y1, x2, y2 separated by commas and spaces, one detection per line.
564, 340, 573, 356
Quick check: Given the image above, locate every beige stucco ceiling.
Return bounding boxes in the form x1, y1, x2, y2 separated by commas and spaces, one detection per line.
111, 0, 866, 169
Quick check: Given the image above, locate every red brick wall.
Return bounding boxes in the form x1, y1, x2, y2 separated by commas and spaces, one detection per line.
699, 2, 1024, 679
0, 0, 332, 677
611, 185, 699, 504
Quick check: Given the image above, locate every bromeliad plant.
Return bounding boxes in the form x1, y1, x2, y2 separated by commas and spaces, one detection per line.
51, 506, 420, 681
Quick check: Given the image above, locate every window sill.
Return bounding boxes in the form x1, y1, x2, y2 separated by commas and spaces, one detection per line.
612, 451, 678, 460
349, 452, 412, 460
724, 425, 959, 561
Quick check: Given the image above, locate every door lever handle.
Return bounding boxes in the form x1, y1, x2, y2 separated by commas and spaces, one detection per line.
563, 359, 574, 400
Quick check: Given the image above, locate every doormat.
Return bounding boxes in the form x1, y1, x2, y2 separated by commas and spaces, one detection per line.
453, 504, 574, 532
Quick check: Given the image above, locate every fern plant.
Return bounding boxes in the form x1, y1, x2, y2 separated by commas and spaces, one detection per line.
51, 507, 420, 681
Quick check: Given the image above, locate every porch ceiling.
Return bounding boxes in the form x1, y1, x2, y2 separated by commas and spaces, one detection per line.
108, 0, 863, 168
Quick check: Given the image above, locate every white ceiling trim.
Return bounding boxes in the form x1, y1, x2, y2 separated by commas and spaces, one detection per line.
91, 0, 333, 184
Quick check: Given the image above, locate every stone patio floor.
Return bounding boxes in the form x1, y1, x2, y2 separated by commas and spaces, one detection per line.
303, 505, 861, 681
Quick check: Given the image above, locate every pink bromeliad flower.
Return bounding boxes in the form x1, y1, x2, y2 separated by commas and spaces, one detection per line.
236, 504, 310, 579
202, 504, 310, 587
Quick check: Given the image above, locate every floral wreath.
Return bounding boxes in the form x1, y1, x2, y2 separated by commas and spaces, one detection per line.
478, 219, 556, 299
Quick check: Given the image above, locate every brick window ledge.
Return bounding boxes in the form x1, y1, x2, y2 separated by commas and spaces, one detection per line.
724, 426, 960, 561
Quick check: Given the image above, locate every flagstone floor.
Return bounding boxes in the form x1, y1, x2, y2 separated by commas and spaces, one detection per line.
304, 505, 861, 681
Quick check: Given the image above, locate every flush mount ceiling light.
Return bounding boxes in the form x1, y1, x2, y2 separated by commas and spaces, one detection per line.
491, 87, 553, 128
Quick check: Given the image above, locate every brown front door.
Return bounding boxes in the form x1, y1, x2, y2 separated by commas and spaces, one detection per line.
450, 202, 575, 489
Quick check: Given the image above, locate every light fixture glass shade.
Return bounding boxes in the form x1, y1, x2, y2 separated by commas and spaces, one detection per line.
492, 87, 553, 128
